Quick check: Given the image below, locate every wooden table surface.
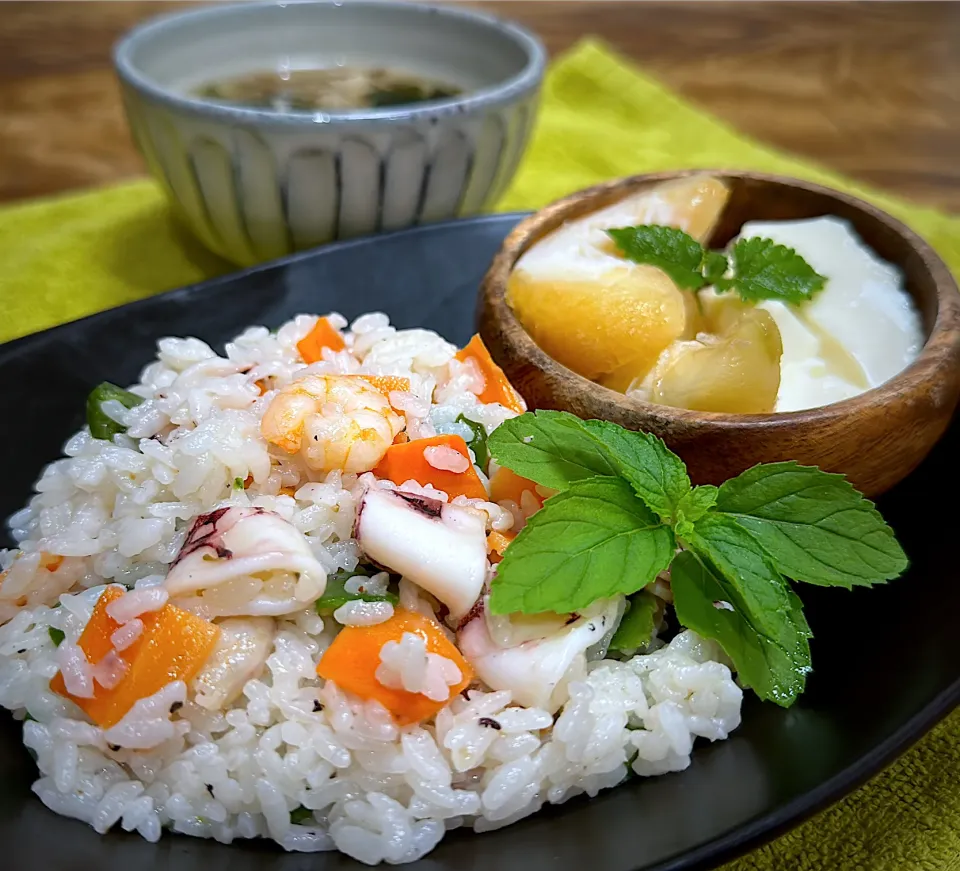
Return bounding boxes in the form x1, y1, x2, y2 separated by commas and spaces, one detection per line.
1, 1, 958, 211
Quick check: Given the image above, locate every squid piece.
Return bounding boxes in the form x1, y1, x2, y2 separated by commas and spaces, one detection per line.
192, 616, 275, 710
457, 598, 622, 712
163, 507, 327, 618
354, 488, 486, 621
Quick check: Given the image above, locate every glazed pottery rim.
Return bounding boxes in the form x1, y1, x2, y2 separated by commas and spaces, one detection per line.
113, 0, 546, 126
489, 168, 960, 431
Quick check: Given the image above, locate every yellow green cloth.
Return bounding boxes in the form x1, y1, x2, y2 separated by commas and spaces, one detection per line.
0, 38, 958, 870
3, 40, 960, 346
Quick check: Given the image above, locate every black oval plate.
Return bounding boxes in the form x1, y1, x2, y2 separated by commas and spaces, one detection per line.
0, 214, 957, 871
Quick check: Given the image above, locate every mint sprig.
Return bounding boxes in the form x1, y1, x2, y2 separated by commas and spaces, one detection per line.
606, 225, 826, 305
487, 412, 906, 707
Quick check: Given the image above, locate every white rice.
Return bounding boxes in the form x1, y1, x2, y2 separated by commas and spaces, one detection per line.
423, 446, 469, 474
0, 312, 742, 863
110, 618, 144, 651
106, 587, 168, 623
376, 633, 463, 702
334, 601, 394, 627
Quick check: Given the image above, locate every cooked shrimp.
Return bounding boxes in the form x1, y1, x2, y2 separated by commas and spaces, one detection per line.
192, 616, 274, 710
260, 374, 404, 473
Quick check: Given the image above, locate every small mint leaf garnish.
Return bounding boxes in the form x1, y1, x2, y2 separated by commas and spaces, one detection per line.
580, 421, 691, 524
671, 548, 810, 707
717, 237, 826, 304
606, 226, 707, 291
701, 250, 729, 285
606, 224, 825, 305
290, 805, 314, 825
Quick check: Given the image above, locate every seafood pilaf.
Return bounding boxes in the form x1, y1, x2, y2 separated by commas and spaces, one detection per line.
0, 314, 744, 864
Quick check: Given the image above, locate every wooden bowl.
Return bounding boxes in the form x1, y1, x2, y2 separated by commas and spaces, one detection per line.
478, 170, 960, 496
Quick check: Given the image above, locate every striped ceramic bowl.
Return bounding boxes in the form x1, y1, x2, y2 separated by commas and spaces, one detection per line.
114, 1, 545, 266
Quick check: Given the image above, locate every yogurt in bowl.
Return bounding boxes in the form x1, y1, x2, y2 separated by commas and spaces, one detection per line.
506, 175, 924, 415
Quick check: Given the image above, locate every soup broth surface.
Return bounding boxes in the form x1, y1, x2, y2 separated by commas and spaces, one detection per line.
195, 66, 462, 111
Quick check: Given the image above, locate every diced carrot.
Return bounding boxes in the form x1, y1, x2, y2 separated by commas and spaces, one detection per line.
455, 334, 526, 414
297, 317, 346, 363
353, 375, 411, 396
393, 431, 410, 445
373, 434, 487, 500
317, 607, 472, 725
51, 586, 219, 728
490, 466, 544, 509
243, 475, 254, 489
487, 530, 516, 564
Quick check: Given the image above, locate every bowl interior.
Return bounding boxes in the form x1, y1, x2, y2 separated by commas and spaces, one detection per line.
119, 1, 536, 105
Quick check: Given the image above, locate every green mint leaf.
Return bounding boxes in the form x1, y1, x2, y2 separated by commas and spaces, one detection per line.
701, 250, 729, 285
672, 526, 811, 707
715, 462, 907, 588
675, 485, 718, 526
290, 805, 314, 825
48, 627, 65, 647
315, 569, 398, 615
487, 410, 620, 491
609, 590, 660, 652
606, 226, 708, 291
455, 414, 490, 471
86, 382, 145, 440
678, 512, 812, 705
490, 413, 694, 524
718, 237, 826, 304
580, 421, 692, 523
490, 477, 675, 615
689, 513, 811, 648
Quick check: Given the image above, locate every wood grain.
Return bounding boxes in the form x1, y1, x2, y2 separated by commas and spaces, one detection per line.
0, 2, 958, 210
478, 170, 960, 496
